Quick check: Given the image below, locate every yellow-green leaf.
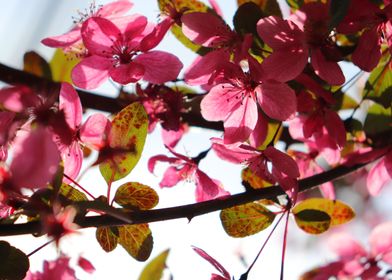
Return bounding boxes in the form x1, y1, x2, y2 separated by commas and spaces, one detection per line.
364, 104, 391, 135
138, 249, 170, 280
241, 167, 273, 189
23, 51, 52, 79
114, 182, 159, 210
99, 102, 148, 183
220, 202, 275, 237
293, 209, 331, 234
96, 227, 119, 252
50, 48, 80, 83
119, 224, 153, 261
293, 198, 355, 234
157, 0, 211, 54
59, 183, 88, 202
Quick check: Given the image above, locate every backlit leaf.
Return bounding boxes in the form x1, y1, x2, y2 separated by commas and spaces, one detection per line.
364, 59, 392, 108
114, 182, 159, 210
233, 2, 264, 37
328, 0, 350, 31
50, 48, 80, 83
119, 224, 153, 261
0, 241, 29, 280
23, 51, 52, 79
220, 202, 275, 237
157, 0, 211, 54
241, 167, 273, 189
59, 183, 88, 202
138, 249, 170, 280
293, 209, 331, 234
364, 104, 391, 135
99, 102, 148, 183
293, 198, 355, 234
96, 227, 119, 252
237, 0, 282, 17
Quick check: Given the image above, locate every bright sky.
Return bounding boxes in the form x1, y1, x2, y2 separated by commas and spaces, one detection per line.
1, 1, 392, 279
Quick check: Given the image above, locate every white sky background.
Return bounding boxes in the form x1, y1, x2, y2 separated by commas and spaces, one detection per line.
1, 1, 392, 279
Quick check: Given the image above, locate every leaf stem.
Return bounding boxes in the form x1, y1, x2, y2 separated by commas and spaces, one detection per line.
27, 239, 54, 257
280, 210, 290, 280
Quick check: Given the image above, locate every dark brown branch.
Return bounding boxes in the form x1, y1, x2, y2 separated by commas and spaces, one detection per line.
0, 162, 367, 236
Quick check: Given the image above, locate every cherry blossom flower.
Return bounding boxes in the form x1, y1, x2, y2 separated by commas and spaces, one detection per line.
25, 255, 76, 280
55, 83, 110, 180
182, 11, 252, 85
41, 0, 134, 55
211, 138, 299, 202
257, 2, 345, 85
72, 16, 183, 89
148, 146, 229, 202
200, 58, 296, 144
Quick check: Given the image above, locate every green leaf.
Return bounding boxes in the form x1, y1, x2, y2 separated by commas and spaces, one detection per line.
99, 102, 148, 183
233, 2, 264, 37
23, 51, 52, 79
0, 241, 29, 280
237, 0, 282, 17
59, 183, 88, 202
364, 104, 391, 135
220, 202, 275, 237
157, 0, 212, 54
364, 59, 392, 108
96, 227, 119, 252
286, 0, 303, 10
119, 224, 153, 261
50, 48, 80, 83
114, 182, 159, 210
328, 0, 350, 31
293, 209, 331, 234
138, 249, 170, 280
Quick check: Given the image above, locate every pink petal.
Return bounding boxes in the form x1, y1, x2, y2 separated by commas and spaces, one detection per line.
194, 169, 219, 199
134, 51, 183, 84
81, 17, 121, 56
201, 84, 242, 122
324, 109, 346, 149
261, 49, 308, 82
192, 246, 231, 280
80, 114, 110, 149
328, 233, 366, 260
97, 0, 134, 18
140, 17, 173, 52
223, 94, 258, 144
0, 86, 39, 112
211, 138, 257, 164
147, 155, 177, 173
249, 112, 268, 148
161, 125, 186, 148
160, 166, 189, 188
77, 256, 95, 274
369, 222, 392, 259
257, 16, 304, 50
122, 14, 148, 40
62, 141, 83, 181
352, 27, 381, 72
71, 55, 112, 89
367, 156, 391, 196
59, 82, 82, 130
257, 81, 296, 121
109, 62, 145, 85
311, 49, 345, 85
41, 29, 81, 49
181, 12, 233, 47
185, 50, 230, 85
195, 178, 230, 202
264, 146, 300, 178
10, 128, 60, 189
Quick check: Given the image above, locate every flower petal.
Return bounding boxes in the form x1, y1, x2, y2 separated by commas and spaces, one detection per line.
59, 82, 82, 130
41, 29, 81, 48
62, 141, 83, 181
194, 170, 220, 199
264, 146, 300, 178
80, 114, 110, 149
109, 62, 145, 85
311, 49, 345, 85
97, 0, 133, 18
134, 51, 183, 84
369, 222, 392, 260
352, 27, 381, 72
71, 55, 112, 89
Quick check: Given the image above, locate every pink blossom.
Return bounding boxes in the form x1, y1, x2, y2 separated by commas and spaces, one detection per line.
41, 1, 134, 54
182, 12, 252, 85
25, 255, 76, 280
77, 256, 95, 274
192, 246, 231, 280
55, 83, 110, 180
211, 138, 299, 202
367, 149, 392, 196
148, 146, 229, 202
257, 3, 345, 85
200, 58, 296, 144
72, 16, 182, 89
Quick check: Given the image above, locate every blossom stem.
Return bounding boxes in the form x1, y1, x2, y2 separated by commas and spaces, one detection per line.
280, 209, 290, 280
63, 174, 95, 200
27, 239, 54, 257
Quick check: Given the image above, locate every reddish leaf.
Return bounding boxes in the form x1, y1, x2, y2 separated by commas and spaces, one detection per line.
118, 224, 153, 261
23, 51, 52, 79
96, 227, 119, 252
114, 182, 159, 210
220, 202, 275, 237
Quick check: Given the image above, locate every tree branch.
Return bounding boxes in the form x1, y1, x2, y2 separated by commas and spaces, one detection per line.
0, 162, 368, 236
